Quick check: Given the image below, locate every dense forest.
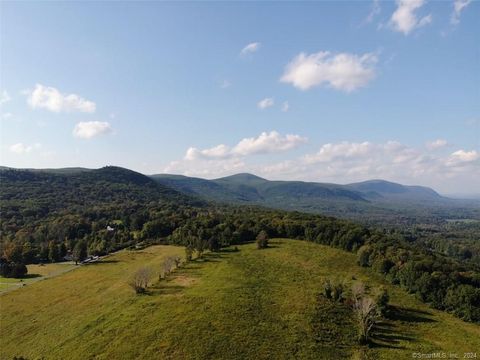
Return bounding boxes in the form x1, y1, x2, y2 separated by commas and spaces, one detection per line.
1, 166, 479, 322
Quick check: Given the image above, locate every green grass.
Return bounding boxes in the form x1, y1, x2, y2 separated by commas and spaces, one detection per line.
0, 262, 77, 293
1, 240, 479, 359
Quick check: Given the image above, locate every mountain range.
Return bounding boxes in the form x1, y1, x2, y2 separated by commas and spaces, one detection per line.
2, 166, 478, 224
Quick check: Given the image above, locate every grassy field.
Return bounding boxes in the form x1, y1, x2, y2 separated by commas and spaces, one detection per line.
1, 240, 479, 359
0, 262, 77, 292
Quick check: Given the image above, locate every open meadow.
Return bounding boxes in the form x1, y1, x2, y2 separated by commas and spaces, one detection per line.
1, 240, 479, 359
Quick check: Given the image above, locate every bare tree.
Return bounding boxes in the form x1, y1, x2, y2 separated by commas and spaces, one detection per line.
128, 267, 152, 294
351, 281, 366, 302
160, 256, 175, 279
352, 295, 379, 344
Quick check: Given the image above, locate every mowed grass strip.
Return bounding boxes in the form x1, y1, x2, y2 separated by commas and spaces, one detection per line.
1, 240, 479, 360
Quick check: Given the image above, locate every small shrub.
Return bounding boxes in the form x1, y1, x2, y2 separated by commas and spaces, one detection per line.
323, 279, 333, 299
256, 230, 269, 249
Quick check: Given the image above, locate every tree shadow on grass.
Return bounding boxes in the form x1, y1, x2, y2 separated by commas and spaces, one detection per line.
146, 284, 185, 296
21, 274, 42, 279
369, 306, 434, 349
369, 321, 411, 349
387, 306, 436, 323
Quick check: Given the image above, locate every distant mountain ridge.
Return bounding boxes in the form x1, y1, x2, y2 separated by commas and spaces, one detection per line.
152, 172, 444, 204
3, 166, 476, 224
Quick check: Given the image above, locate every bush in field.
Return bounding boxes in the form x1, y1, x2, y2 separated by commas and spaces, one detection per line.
256, 230, 269, 249
322, 279, 333, 299
185, 246, 193, 262
128, 267, 152, 294
322, 278, 345, 302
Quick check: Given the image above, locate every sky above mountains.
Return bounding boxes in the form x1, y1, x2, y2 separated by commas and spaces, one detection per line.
0, 1, 479, 194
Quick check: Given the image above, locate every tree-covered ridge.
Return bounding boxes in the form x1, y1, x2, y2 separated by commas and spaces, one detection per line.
152, 173, 480, 225
0, 166, 479, 323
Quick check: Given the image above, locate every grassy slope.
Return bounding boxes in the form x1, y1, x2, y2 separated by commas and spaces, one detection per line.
0, 263, 77, 292
1, 240, 479, 360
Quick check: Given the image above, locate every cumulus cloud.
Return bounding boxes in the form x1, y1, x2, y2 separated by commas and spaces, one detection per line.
73, 121, 112, 139
280, 51, 377, 92
426, 139, 448, 150
257, 97, 274, 109
9, 142, 41, 154
164, 138, 479, 192
27, 84, 96, 113
451, 0, 472, 24
183, 131, 307, 161
450, 149, 479, 162
241, 42, 261, 55
390, 0, 432, 35
281, 101, 290, 112
185, 144, 231, 161
233, 131, 307, 156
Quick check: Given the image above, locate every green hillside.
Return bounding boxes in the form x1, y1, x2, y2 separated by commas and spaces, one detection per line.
1, 240, 478, 360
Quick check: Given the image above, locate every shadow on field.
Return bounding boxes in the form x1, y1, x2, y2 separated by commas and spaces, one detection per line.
370, 321, 412, 349
22, 273, 42, 279
369, 306, 434, 349
388, 306, 436, 323
147, 284, 185, 296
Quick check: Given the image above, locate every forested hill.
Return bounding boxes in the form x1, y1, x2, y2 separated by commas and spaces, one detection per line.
0, 166, 205, 254
0, 166, 202, 213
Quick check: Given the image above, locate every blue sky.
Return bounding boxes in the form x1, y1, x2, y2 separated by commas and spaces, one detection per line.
0, 1, 479, 194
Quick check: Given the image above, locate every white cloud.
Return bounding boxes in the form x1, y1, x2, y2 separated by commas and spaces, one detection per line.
232, 131, 307, 156
184, 131, 307, 161
73, 121, 112, 139
9, 142, 41, 154
426, 139, 448, 150
280, 51, 377, 92
1, 112, 13, 120
257, 97, 274, 109
390, 0, 432, 35
164, 138, 479, 192
451, 0, 472, 24
241, 42, 261, 55
0, 90, 11, 106
281, 101, 290, 112
185, 144, 231, 161
27, 84, 96, 113
450, 149, 479, 162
